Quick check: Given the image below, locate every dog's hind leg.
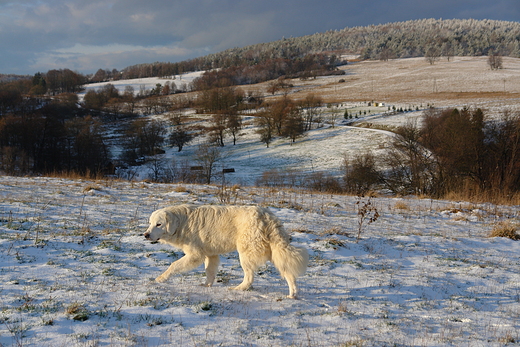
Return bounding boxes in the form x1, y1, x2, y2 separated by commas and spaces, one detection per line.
283, 273, 298, 299
233, 253, 256, 291
202, 255, 220, 287
233, 249, 268, 291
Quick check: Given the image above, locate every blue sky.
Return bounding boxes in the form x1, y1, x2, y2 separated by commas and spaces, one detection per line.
1, 0, 519, 75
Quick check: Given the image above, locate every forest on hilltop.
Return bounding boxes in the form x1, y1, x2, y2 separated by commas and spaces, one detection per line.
120, 18, 520, 79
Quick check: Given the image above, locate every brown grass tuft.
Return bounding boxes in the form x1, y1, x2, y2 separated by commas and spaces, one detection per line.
488, 221, 520, 240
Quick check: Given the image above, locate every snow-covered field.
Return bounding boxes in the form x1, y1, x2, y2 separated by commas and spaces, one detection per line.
1, 176, 519, 346
79, 71, 204, 99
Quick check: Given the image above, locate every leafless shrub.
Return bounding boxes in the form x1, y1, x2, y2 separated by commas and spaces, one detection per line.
355, 196, 380, 242
305, 171, 344, 193
488, 50, 503, 70
218, 183, 241, 205
343, 152, 380, 195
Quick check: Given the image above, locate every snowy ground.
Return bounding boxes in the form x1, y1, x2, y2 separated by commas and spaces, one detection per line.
79, 71, 204, 99
1, 176, 519, 346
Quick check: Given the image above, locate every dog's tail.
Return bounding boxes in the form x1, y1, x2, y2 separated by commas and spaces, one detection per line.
265, 213, 309, 281
270, 241, 309, 280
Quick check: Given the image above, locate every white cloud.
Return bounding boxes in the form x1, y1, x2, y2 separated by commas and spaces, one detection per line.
29, 44, 197, 72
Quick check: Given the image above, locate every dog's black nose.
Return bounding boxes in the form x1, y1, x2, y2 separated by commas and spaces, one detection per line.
144, 233, 150, 239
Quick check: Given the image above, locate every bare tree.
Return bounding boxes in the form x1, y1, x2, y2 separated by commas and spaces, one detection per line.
256, 111, 275, 147
488, 50, 503, 70
169, 126, 193, 152
299, 94, 323, 131
208, 113, 227, 146
282, 106, 305, 143
343, 152, 380, 195
382, 120, 437, 195
195, 143, 221, 184
123, 118, 167, 157
425, 46, 441, 65
227, 113, 242, 145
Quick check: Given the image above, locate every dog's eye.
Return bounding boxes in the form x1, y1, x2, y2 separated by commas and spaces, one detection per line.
156, 223, 162, 227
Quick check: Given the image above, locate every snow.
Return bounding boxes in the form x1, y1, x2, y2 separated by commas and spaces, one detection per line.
79, 71, 204, 99
1, 176, 519, 346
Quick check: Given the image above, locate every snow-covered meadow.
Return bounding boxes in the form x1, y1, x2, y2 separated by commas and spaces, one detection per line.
1, 176, 519, 346
79, 71, 204, 100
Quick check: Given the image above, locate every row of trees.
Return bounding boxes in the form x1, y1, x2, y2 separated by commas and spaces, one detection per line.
341, 108, 520, 200
0, 111, 109, 176
190, 54, 344, 91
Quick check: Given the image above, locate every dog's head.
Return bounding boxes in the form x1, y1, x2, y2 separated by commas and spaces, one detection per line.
144, 209, 176, 242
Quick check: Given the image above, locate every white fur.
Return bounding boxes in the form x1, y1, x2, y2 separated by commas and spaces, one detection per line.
144, 204, 308, 298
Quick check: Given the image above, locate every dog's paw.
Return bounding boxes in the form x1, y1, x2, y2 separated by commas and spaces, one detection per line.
231, 284, 251, 291
155, 275, 168, 283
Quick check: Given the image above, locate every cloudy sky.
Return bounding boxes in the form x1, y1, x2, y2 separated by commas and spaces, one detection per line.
1, 0, 519, 75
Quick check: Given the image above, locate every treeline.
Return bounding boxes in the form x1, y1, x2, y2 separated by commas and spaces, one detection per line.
0, 93, 110, 176
205, 18, 520, 66
191, 54, 343, 90
116, 18, 520, 82
0, 69, 86, 111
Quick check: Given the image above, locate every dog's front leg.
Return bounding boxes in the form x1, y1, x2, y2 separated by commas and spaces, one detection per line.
202, 256, 220, 287
156, 254, 204, 283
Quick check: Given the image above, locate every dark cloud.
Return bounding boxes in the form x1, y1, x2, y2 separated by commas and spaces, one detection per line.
0, 0, 518, 74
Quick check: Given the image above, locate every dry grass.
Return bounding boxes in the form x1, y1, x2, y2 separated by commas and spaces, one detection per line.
394, 201, 409, 210
443, 187, 520, 206
489, 221, 520, 240
173, 185, 189, 193
279, 56, 520, 108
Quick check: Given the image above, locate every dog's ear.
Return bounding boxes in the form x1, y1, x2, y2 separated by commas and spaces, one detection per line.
164, 210, 179, 235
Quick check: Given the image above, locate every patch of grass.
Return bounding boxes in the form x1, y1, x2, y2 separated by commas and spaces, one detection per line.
173, 185, 189, 193
65, 302, 90, 321
394, 201, 409, 210
82, 184, 102, 194
489, 221, 520, 240
322, 237, 346, 249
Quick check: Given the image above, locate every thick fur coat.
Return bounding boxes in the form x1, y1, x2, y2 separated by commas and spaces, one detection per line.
144, 204, 309, 298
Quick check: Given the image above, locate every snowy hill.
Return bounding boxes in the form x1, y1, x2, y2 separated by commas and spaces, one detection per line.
83, 56, 520, 185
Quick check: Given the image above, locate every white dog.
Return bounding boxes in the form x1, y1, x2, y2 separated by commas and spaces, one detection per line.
144, 204, 308, 298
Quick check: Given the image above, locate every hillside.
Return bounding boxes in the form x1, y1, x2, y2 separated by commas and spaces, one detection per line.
103, 56, 520, 188
206, 18, 520, 63
2, 56, 520, 198
121, 18, 520, 79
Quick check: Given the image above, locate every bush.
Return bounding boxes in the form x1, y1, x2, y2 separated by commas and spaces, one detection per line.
343, 152, 380, 195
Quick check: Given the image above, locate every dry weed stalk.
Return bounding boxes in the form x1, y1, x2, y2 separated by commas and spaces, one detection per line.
355, 196, 380, 242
